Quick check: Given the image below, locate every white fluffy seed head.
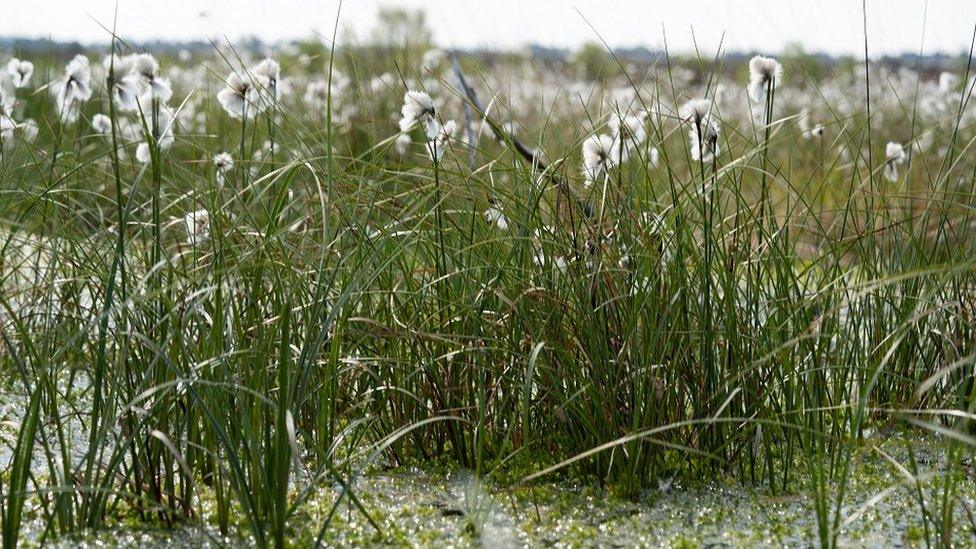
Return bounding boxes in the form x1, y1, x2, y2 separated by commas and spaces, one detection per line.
884, 142, 907, 182
214, 152, 234, 173
91, 113, 112, 134
217, 71, 262, 120
799, 109, 825, 139
689, 119, 721, 163
136, 142, 151, 164
427, 119, 456, 161
885, 142, 906, 163
131, 53, 159, 79
681, 99, 721, 162
610, 112, 647, 145
52, 55, 93, 112
254, 58, 281, 83
582, 133, 618, 183
102, 54, 133, 81
183, 209, 211, 247
394, 133, 411, 156
680, 99, 713, 124
253, 58, 282, 103
6, 58, 34, 89
747, 55, 783, 103
484, 206, 509, 230
399, 90, 436, 134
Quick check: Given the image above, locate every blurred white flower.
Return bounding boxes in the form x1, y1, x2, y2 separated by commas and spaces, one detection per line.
139, 95, 175, 145
884, 142, 906, 182
0, 115, 13, 145
136, 142, 151, 163
253, 58, 280, 86
747, 55, 783, 104
91, 113, 112, 134
713, 83, 727, 105
217, 71, 262, 120
582, 134, 617, 185
609, 111, 647, 147
253, 58, 282, 104
102, 54, 141, 111
369, 72, 396, 94
131, 53, 172, 102
618, 247, 631, 270
395, 132, 411, 156
20, 118, 38, 142
134, 98, 175, 164
484, 206, 508, 230
59, 103, 81, 124
913, 131, 934, 153
304, 79, 329, 108
427, 119, 456, 161
648, 146, 660, 168
115, 117, 142, 142
6, 58, 33, 89
214, 152, 234, 173
939, 71, 959, 94
214, 152, 233, 185
608, 111, 648, 165
532, 249, 568, 272
182, 209, 210, 247
399, 90, 437, 138
0, 88, 14, 136
798, 109, 825, 139
51, 55, 92, 123
689, 122, 720, 162
303, 71, 350, 119
680, 99, 712, 124
421, 49, 447, 73
682, 99, 720, 163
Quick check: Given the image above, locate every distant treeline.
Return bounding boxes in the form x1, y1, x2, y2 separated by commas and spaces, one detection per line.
0, 36, 965, 74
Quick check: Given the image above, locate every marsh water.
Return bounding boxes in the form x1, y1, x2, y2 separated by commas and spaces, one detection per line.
18, 464, 975, 547
3, 379, 973, 548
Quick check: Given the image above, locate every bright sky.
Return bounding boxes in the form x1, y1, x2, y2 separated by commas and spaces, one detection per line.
3, 0, 975, 56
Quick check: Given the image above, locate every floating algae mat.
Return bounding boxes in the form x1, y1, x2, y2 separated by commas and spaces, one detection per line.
8, 433, 972, 547
3, 385, 974, 546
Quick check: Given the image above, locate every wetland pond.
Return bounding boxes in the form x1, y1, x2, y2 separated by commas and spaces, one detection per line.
3, 399, 972, 549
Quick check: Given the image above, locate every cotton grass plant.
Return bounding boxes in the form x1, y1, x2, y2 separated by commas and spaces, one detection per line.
0, 18, 975, 548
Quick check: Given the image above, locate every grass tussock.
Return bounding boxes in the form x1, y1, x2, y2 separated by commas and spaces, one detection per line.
1, 15, 976, 547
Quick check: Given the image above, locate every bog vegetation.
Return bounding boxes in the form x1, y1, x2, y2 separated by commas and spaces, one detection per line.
1, 7, 975, 547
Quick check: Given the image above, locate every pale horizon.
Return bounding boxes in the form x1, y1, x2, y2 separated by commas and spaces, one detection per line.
3, 0, 976, 57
